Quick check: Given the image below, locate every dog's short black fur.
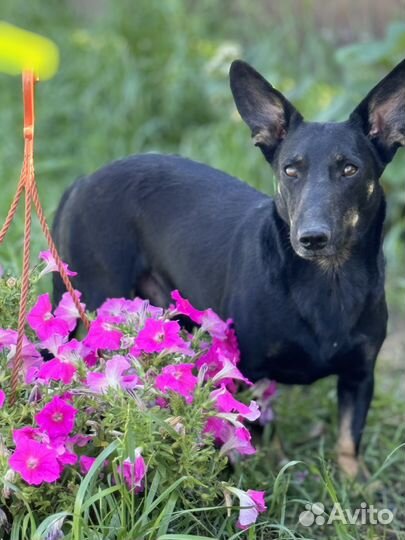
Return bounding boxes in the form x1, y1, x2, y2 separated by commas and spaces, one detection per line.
53, 59, 405, 476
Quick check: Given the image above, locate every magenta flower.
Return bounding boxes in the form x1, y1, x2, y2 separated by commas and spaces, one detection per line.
97, 298, 136, 322
40, 333, 67, 356
83, 350, 98, 368
1, 329, 43, 383
97, 297, 157, 322
13, 426, 50, 446
0, 328, 18, 348
171, 290, 204, 323
0, 389, 6, 408
200, 309, 230, 340
86, 356, 139, 393
35, 396, 78, 437
38, 250, 77, 278
204, 418, 256, 456
118, 448, 147, 492
171, 290, 234, 341
219, 425, 256, 456
38, 358, 77, 385
70, 434, 92, 447
54, 291, 85, 332
83, 316, 123, 351
80, 455, 96, 474
27, 294, 70, 340
219, 325, 240, 362
58, 339, 86, 364
211, 386, 260, 422
225, 486, 267, 529
134, 319, 191, 355
204, 416, 232, 443
51, 437, 78, 467
155, 363, 198, 404
251, 379, 277, 426
196, 334, 241, 392
212, 357, 252, 386
39, 339, 86, 385
9, 439, 61, 485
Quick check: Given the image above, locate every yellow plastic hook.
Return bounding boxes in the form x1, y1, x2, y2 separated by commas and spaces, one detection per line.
0, 21, 59, 79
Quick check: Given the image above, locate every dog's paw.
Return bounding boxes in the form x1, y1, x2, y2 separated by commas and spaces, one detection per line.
337, 452, 359, 478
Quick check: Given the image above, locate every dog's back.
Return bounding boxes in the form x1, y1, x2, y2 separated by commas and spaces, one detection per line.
52, 153, 268, 311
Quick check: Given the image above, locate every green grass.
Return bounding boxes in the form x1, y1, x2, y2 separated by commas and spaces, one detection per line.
0, 2, 404, 539
15, 371, 403, 540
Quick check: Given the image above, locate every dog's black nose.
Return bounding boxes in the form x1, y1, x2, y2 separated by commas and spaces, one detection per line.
298, 228, 331, 251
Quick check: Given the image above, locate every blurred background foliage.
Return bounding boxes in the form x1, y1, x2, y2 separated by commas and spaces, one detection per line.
0, 0, 404, 309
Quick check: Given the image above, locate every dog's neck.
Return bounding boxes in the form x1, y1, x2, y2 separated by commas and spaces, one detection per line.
268, 195, 386, 354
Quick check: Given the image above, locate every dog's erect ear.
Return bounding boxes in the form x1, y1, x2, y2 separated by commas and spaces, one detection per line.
230, 60, 303, 159
350, 59, 405, 164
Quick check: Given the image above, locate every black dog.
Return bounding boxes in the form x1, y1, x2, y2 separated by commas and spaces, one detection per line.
53, 59, 405, 476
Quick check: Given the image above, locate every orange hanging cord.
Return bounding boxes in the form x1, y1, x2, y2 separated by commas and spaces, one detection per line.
0, 71, 90, 404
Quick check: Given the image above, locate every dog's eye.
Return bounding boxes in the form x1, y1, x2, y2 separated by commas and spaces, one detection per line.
284, 165, 298, 178
342, 164, 358, 177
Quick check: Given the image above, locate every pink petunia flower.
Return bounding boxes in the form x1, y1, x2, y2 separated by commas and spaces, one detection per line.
211, 386, 260, 422
171, 290, 233, 341
38, 358, 77, 385
1, 329, 43, 383
251, 379, 277, 426
40, 333, 68, 356
80, 455, 96, 474
35, 396, 78, 437
0, 389, 6, 408
219, 426, 256, 456
9, 439, 61, 485
69, 433, 92, 447
86, 356, 139, 394
155, 363, 197, 404
83, 350, 98, 368
98, 297, 146, 322
171, 290, 204, 324
225, 486, 267, 529
27, 294, 70, 340
50, 436, 78, 467
0, 328, 18, 348
204, 416, 233, 443
204, 418, 256, 457
196, 334, 241, 392
212, 357, 252, 386
13, 426, 50, 446
54, 291, 85, 332
38, 338, 86, 385
134, 319, 191, 355
200, 309, 230, 341
83, 316, 123, 351
58, 339, 87, 364
118, 448, 147, 492
38, 250, 77, 279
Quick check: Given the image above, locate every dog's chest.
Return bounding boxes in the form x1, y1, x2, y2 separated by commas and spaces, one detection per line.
263, 272, 369, 383
264, 338, 351, 384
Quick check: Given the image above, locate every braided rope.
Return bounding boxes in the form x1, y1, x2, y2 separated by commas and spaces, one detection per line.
0, 170, 25, 244
9, 151, 33, 403
0, 72, 90, 403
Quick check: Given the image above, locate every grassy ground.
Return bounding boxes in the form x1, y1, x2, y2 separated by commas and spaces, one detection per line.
0, 2, 404, 538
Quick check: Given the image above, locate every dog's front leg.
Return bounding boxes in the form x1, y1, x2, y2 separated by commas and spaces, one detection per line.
336, 370, 374, 478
